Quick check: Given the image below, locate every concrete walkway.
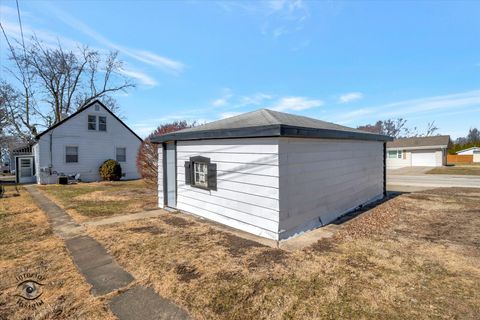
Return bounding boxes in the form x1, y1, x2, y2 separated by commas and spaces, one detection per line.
26, 186, 190, 320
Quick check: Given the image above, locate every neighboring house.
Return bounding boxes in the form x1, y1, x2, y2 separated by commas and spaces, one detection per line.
12, 145, 34, 183
457, 147, 480, 163
152, 109, 392, 241
386, 135, 450, 169
15, 100, 142, 184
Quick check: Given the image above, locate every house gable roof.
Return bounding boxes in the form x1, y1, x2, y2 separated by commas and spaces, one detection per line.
387, 135, 450, 149
35, 100, 142, 141
151, 109, 392, 143
456, 147, 480, 154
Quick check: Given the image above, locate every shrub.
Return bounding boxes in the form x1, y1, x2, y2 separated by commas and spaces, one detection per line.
99, 159, 122, 181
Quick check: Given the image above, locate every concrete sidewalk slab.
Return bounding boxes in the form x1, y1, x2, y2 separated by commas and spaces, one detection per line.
109, 286, 190, 320
82, 261, 135, 296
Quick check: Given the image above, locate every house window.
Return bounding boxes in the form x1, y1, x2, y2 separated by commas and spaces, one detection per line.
99, 116, 107, 131
66, 146, 78, 163
193, 162, 208, 187
388, 150, 402, 159
116, 147, 126, 162
88, 115, 96, 130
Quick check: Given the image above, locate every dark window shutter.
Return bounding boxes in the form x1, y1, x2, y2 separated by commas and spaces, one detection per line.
184, 161, 192, 185
207, 163, 217, 191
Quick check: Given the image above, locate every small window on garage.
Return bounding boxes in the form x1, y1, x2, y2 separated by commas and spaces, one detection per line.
193, 162, 208, 187
184, 156, 217, 191
88, 115, 96, 130
66, 146, 78, 163
99, 116, 107, 131
397, 150, 402, 159
116, 147, 126, 162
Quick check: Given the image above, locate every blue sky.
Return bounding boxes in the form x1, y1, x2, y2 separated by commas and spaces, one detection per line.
1, 0, 479, 138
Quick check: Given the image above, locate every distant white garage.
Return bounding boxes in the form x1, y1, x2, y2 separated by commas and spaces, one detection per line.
152, 109, 392, 241
411, 151, 437, 167
386, 136, 450, 169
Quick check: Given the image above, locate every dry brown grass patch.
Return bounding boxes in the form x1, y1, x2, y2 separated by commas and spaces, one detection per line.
88, 188, 480, 319
38, 180, 157, 222
0, 186, 114, 320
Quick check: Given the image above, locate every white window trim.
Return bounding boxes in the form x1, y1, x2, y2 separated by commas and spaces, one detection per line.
98, 115, 107, 132
65, 145, 79, 164
193, 162, 208, 188
388, 150, 403, 159
88, 115, 97, 131
116, 147, 127, 163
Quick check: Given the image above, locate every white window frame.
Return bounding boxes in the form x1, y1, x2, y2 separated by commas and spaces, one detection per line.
65, 146, 79, 163
116, 147, 126, 163
388, 150, 403, 159
193, 162, 208, 188
99, 116, 107, 132
88, 115, 97, 131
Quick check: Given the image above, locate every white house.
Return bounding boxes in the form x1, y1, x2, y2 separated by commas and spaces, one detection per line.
15, 100, 142, 184
456, 147, 480, 155
152, 109, 392, 241
386, 135, 450, 169
457, 147, 480, 163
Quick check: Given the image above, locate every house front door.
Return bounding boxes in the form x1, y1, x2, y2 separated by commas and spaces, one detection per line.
165, 143, 176, 208
17, 157, 35, 184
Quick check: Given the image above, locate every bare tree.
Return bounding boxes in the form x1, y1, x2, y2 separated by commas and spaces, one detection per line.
381, 118, 407, 138
137, 121, 195, 188
357, 118, 438, 138
424, 121, 439, 137
0, 27, 135, 142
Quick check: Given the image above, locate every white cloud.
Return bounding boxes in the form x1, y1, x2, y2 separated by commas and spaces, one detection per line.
212, 88, 233, 107
1, 4, 165, 87
336, 89, 480, 123
119, 68, 158, 87
339, 92, 364, 104
239, 93, 273, 106
270, 96, 324, 112
219, 112, 242, 119
218, 0, 309, 39
44, 3, 185, 74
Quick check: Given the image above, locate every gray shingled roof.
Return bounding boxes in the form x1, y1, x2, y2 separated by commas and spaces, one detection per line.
387, 135, 450, 149
151, 109, 392, 143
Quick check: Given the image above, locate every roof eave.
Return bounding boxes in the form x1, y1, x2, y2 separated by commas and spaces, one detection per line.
151, 124, 392, 143
387, 145, 449, 150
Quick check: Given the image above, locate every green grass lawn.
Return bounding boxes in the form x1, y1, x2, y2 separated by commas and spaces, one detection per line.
38, 180, 157, 220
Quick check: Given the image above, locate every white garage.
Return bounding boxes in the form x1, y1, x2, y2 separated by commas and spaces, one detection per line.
411, 151, 437, 167
152, 109, 392, 240
386, 136, 450, 169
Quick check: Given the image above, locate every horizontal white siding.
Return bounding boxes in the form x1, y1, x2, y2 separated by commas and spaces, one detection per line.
474, 153, 480, 163
36, 102, 141, 184
175, 138, 280, 240
278, 138, 384, 240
